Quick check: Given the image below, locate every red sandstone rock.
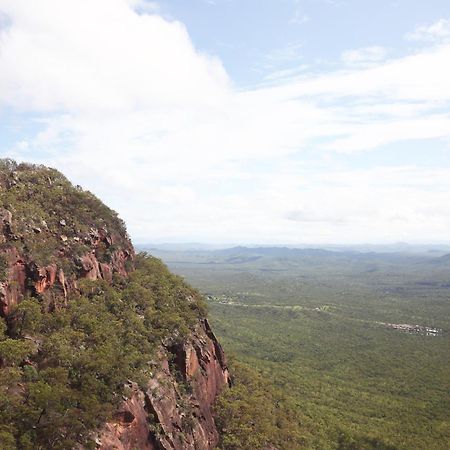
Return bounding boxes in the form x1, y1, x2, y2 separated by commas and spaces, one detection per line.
97, 320, 229, 450
28, 263, 58, 294
0, 222, 134, 316
77, 253, 102, 280
0, 247, 26, 316
1, 208, 13, 239
98, 384, 156, 450
99, 263, 113, 283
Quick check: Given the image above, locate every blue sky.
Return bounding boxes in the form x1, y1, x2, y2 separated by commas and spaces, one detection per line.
0, 0, 450, 244
154, 0, 450, 85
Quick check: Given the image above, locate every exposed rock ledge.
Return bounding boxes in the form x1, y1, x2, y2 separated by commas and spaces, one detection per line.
97, 319, 230, 450
0, 212, 134, 316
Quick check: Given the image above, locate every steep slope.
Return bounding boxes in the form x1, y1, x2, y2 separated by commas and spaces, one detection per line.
0, 160, 229, 450
0, 159, 134, 316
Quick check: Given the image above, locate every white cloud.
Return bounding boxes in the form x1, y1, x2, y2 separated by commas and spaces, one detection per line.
0, 1, 450, 243
290, 10, 310, 25
0, 0, 230, 112
322, 115, 450, 153
405, 18, 450, 43
290, 0, 311, 25
264, 166, 450, 243
341, 46, 387, 66
266, 44, 450, 103
262, 42, 304, 69
125, 0, 159, 14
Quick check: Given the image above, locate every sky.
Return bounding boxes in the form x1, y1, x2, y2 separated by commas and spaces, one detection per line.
0, 0, 450, 245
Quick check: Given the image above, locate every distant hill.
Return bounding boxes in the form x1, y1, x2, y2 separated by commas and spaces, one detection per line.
215, 246, 336, 258
429, 253, 450, 265
137, 242, 227, 251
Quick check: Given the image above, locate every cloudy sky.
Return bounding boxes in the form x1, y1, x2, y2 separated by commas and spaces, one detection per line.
1, 0, 450, 244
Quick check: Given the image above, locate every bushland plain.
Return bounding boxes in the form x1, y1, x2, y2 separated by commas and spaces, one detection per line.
142, 245, 450, 449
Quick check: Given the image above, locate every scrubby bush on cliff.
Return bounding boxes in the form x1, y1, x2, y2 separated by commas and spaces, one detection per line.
0, 255, 7, 282
0, 253, 206, 449
0, 159, 128, 269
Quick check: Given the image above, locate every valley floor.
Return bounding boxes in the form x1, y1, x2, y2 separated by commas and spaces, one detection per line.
148, 247, 450, 449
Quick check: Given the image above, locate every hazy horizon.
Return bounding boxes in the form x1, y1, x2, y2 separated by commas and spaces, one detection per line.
136, 240, 450, 250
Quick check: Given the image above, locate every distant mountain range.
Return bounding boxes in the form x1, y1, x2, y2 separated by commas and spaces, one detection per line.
137, 242, 450, 256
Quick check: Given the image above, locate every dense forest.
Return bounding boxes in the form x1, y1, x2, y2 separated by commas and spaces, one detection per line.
149, 246, 450, 449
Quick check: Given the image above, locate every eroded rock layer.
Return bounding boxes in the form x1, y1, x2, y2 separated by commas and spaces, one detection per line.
98, 320, 229, 450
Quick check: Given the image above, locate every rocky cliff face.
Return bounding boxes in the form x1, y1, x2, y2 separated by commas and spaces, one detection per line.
0, 213, 134, 317
98, 319, 229, 450
0, 160, 229, 449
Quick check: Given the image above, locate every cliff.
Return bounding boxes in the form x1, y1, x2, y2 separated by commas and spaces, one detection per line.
0, 160, 229, 450
98, 319, 229, 450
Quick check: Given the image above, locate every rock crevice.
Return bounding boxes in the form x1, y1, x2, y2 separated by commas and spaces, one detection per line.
97, 321, 229, 450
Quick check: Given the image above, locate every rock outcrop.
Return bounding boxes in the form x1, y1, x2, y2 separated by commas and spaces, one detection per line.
98, 319, 229, 450
0, 214, 134, 316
